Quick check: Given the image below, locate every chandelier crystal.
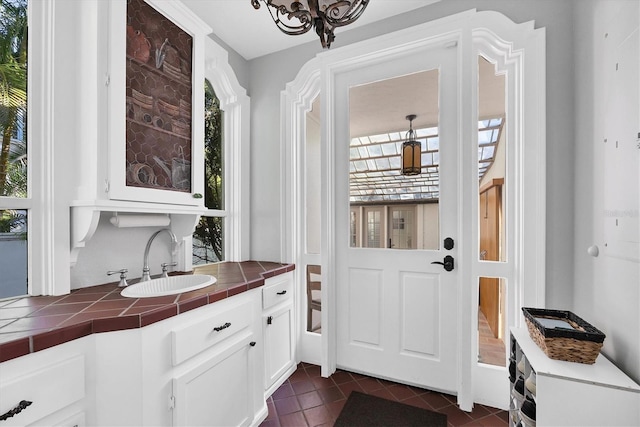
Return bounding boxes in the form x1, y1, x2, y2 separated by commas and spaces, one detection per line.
251, 0, 369, 49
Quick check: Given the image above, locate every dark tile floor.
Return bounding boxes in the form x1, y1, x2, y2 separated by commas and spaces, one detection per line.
261, 363, 509, 427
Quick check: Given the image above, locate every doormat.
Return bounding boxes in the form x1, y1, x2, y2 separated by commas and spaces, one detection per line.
334, 391, 447, 427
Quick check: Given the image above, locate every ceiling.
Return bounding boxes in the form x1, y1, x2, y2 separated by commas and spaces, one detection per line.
180, 0, 438, 60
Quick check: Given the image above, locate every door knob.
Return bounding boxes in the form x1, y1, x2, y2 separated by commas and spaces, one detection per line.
431, 255, 454, 271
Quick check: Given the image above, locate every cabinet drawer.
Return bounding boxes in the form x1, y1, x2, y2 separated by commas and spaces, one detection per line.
262, 275, 293, 310
0, 354, 85, 426
171, 300, 253, 366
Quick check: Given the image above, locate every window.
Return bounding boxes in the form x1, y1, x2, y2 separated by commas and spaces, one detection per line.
0, 0, 28, 298
193, 80, 225, 265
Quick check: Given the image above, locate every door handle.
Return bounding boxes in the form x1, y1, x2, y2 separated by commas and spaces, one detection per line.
431, 255, 454, 272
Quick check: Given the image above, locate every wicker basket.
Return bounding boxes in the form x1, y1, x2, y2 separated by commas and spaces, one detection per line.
522, 307, 605, 364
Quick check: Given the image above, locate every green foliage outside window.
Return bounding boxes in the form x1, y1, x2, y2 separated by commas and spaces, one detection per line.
193, 81, 224, 264
0, 0, 27, 198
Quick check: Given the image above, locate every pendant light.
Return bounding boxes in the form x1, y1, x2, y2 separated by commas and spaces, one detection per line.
401, 114, 421, 176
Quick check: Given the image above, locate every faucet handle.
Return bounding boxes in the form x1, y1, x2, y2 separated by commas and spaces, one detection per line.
107, 269, 129, 287
161, 262, 177, 278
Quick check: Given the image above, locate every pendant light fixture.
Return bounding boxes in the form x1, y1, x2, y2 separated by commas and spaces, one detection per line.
401, 114, 422, 176
251, 0, 369, 49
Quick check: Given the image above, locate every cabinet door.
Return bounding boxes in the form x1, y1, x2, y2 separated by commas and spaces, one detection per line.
264, 304, 294, 390
108, 0, 206, 206
172, 333, 256, 427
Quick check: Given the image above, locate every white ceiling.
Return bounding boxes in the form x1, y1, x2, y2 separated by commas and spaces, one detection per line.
180, 0, 438, 60
178, 2, 504, 138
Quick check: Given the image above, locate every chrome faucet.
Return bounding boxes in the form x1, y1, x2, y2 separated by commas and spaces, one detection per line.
141, 228, 177, 281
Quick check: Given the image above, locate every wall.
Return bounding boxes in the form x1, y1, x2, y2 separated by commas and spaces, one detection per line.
71, 214, 176, 288
248, 0, 575, 307
573, 0, 640, 383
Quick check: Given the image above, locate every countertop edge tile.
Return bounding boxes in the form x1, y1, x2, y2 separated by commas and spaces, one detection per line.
93, 314, 142, 333
140, 304, 178, 327
177, 295, 208, 314
0, 336, 30, 363
32, 321, 93, 352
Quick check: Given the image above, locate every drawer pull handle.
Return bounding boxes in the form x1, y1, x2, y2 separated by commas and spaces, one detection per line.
276, 290, 287, 295
0, 400, 32, 421
250, 341, 256, 347
213, 322, 231, 332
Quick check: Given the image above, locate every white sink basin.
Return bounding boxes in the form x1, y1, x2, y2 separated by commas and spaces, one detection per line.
121, 274, 217, 298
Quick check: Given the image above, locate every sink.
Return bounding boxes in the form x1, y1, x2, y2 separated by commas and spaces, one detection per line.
121, 274, 217, 298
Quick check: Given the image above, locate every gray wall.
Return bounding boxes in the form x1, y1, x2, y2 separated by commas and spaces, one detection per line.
572, 0, 639, 383
247, 0, 576, 305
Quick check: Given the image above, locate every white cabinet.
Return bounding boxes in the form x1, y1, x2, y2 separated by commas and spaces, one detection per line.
0, 338, 90, 427
262, 272, 296, 396
94, 288, 267, 427
70, 0, 212, 266
172, 332, 257, 427
510, 328, 640, 427
74, 0, 210, 209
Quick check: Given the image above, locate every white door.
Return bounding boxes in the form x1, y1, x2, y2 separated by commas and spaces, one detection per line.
334, 42, 459, 392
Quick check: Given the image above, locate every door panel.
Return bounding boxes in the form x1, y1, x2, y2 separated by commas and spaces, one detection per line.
347, 268, 383, 347
400, 272, 439, 356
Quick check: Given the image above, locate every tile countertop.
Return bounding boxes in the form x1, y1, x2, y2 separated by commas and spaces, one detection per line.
0, 261, 295, 363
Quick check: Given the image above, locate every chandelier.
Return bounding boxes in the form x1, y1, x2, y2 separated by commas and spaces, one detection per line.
401, 114, 422, 176
251, 0, 370, 49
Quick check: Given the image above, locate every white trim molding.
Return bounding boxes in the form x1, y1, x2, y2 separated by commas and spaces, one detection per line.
281, 8, 545, 411
204, 37, 251, 262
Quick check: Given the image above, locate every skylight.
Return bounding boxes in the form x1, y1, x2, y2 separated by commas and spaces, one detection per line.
349, 118, 503, 203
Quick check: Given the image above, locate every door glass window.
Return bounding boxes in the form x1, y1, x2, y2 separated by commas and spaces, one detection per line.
348, 70, 440, 250
477, 56, 506, 263
478, 276, 507, 367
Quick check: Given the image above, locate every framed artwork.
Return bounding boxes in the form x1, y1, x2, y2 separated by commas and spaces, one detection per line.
125, 0, 193, 192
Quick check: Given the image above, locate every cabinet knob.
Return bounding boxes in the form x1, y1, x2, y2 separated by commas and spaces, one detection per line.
249, 341, 256, 347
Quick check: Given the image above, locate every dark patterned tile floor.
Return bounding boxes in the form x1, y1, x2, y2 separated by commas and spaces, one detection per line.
261, 363, 509, 427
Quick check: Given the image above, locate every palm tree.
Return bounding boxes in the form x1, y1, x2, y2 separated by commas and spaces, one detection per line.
0, 0, 27, 197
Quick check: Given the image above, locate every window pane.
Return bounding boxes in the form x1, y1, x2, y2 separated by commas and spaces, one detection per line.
0, 209, 27, 298
0, 0, 28, 198
204, 80, 223, 210
478, 276, 507, 367
365, 209, 381, 248
193, 216, 224, 265
193, 80, 224, 265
